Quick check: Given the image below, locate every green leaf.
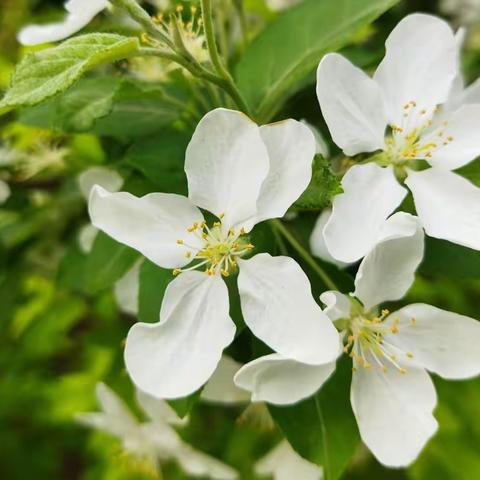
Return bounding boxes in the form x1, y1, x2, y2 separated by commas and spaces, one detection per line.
138, 259, 173, 324
86, 232, 140, 294
0, 34, 139, 114
126, 129, 190, 193
236, 0, 399, 121
420, 237, 480, 280
294, 155, 342, 210
269, 358, 360, 480
168, 388, 203, 419
92, 80, 185, 137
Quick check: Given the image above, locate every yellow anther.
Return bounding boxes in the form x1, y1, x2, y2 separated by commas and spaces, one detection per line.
352, 367, 358, 373
420, 109, 427, 114
221, 269, 230, 277
202, 232, 208, 239
391, 325, 399, 334
140, 32, 149, 43
382, 365, 388, 373
406, 352, 414, 359
219, 212, 225, 219
399, 368, 407, 375
246, 243, 254, 250
173, 268, 182, 276
447, 136, 454, 142
200, 220, 206, 228
381, 309, 390, 316
364, 362, 371, 369
185, 251, 191, 258
410, 100, 417, 106
229, 228, 235, 236
240, 227, 246, 235
213, 221, 221, 227
410, 317, 417, 326
176, 239, 184, 245
176, 4, 184, 12
357, 356, 365, 366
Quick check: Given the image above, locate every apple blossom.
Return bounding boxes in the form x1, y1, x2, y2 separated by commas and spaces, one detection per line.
316, 13, 480, 262
235, 212, 480, 467
77, 382, 238, 479
89, 108, 340, 399
18, 0, 110, 46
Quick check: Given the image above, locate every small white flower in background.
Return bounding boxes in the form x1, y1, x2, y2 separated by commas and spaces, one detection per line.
235, 212, 480, 467
114, 260, 143, 316
0, 179, 11, 205
316, 13, 480, 263
18, 0, 110, 46
77, 166, 123, 254
256, 440, 322, 480
441, 0, 480, 25
77, 382, 238, 480
266, 0, 303, 11
89, 108, 340, 400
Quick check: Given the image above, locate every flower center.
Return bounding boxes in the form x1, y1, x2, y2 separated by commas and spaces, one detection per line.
343, 308, 417, 374
383, 100, 454, 165
174, 215, 254, 277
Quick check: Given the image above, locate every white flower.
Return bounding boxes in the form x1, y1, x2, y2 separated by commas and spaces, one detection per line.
316, 13, 480, 262
18, 0, 109, 46
114, 260, 143, 316
77, 166, 123, 253
235, 212, 480, 467
255, 440, 322, 480
77, 382, 238, 479
266, 0, 303, 11
88, 108, 340, 399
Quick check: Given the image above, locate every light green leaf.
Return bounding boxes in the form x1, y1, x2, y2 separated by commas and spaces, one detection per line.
235, 0, 399, 121
0, 34, 139, 114
269, 358, 360, 480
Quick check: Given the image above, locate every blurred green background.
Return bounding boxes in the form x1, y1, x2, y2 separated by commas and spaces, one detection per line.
1, 0, 480, 479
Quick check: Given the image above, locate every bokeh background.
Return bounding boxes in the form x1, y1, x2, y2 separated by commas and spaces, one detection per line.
1, 0, 480, 478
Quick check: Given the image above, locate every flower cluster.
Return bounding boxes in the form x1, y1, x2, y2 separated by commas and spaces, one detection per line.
76, 9, 480, 473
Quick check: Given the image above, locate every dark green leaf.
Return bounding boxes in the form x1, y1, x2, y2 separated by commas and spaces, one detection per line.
86, 232, 140, 294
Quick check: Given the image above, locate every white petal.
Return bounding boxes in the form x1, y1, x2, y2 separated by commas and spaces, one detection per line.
135, 389, 186, 426
253, 119, 315, 223
421, 105, 480, 170
0, 179, 11, 204
462, 77, 480, 104
114, 260, 142, 316
406, 168, 480, 250
319, 291, 352, 322
310, 209, 351, 268
201, 356, 251, 404
386, 304, 480, 379
238, 254, 341, 365
255, 440, 323, 480
300, 119, 330, 158
89, 185, 204, 269
316, 53, 387, 156
174, 443, 238, 480
324, 164, 407, 263
354, 213, 424, 310
351, 357, 438, 467
78, 223, 98, 254
78, 166, 123, 200
374, 14, 457, 127
185, 108, 269, 231
125, 271, 236, 399
17, 0, 109, 46
234, 353, 335, 405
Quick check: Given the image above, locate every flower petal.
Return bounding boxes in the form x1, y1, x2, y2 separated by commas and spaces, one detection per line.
406, 168, 480, 250
324, 164, 407, 263
174, 443, 239, 480
89, 185, 204, 269
386, 304, 480, 379
351, 358, 438, 467
316, 53, 387, 156
185, 108, 269, 231
253, 119, 315, 223
18, 0, 109, 46
114, 260, 142, 316
78, 223, 98, 254
310, 209, 351, 268
255, 440, 323, 480
374, 14, 457, 127
78, 166, 123, 200
421, 105, 480, 170
354, 213, 424, 310
238, 254, 341, 365
0, 179, 11, 204
135, 389, 186, 426
201, 355, 250, 404
234, 354, 336, 405
124, 271, 236, 399
319, 291, 352, 322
